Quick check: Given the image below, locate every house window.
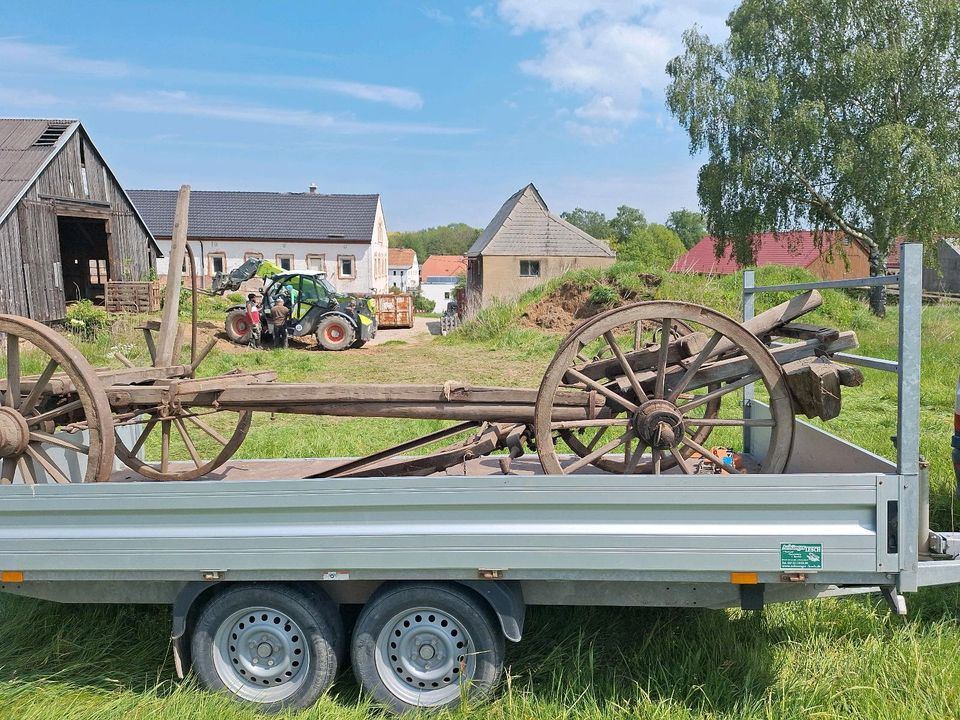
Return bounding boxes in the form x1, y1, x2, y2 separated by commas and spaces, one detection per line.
338, 255, 355, 279
306, 254, 325, 272
519, 260, 541, 277
244, 251, 263, 262
276, 254, 294, 271
444, 291, 451, 299
208, 253, 226, 275
88, 259, 107, 284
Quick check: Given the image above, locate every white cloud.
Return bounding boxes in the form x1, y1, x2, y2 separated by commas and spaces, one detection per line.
421, 7, 454, 24
0, 86, 59, 107
564, 121, 621, 145
496, 1, 734, 140
0, 37, 129, 77
106, 91, 477, 136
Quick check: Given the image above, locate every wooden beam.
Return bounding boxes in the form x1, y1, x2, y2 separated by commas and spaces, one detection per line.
156, 185, 190, 366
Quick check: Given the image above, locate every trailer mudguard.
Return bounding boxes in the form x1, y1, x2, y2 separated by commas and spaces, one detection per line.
458, 580, 525, 642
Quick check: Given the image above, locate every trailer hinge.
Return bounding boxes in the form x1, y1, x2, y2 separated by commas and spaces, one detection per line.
478, 568, 506, 580
781, 572, 808, 583
202, 571, 224, 581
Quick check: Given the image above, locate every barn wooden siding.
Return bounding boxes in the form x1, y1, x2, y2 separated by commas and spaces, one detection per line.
0, 129, 154, 322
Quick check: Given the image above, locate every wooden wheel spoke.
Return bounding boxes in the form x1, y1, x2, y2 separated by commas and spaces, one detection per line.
684, 417, 775, 427
29, 431, 89, 454
17, 455, 36, 485
186, 414, 229, 446
160, 421, 171, 474
25, 444, 71, 484
174, 418, 203, 468
564, 430, 632, 474
654, 318, 672, 400
625, 442, 647, 474
18, 359, 59, 415
652, 449, 661, 475
602, 330, 649, 404
5, 336, 20, 408
0, 457, 16, 485
667, 331, 723, 402
565, 367, 639, 413
681, 436, 730, 473
26, 399, 84, 427
670, 447, 694, 475
677, 373, 761, 414
128, 418, 158, 456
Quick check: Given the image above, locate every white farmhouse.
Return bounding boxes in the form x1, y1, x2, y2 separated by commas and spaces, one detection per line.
387, 248, 419, 291
419, 255, 467, 311
127, 187, 389, 294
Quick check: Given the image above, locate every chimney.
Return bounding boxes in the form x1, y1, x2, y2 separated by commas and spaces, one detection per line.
308, 183, 317, 194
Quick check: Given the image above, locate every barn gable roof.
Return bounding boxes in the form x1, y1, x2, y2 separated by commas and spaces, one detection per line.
127, 189, 381, 242
467, 183, 615, 258
388, 247, 417, 268
0, 118, 160, 255
670, 231, 860, 274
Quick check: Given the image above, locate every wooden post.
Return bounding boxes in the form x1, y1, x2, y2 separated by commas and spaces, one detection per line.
156, 185, 190, 366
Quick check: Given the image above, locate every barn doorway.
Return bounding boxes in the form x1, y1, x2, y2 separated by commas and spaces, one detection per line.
57, 216, 110, 303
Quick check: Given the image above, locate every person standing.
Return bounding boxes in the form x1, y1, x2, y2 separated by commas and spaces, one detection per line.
271, 297, 290, 349
245, 293, 262, 349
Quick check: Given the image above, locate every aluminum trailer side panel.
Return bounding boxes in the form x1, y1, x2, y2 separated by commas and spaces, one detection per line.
0, 472, 894, 585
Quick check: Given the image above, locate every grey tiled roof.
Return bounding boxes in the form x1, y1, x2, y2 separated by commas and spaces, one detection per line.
467, 183, 614, 258
127, 189, 380, 241
0, 119, 80, 225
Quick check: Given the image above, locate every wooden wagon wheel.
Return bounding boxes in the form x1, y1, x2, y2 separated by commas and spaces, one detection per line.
534, 301, 794, 476
113, 407, 252, 481
0, 314, 115, 484
561, 317, 722, 472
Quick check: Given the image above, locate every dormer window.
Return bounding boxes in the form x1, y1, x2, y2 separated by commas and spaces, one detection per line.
33, 122, 71, 147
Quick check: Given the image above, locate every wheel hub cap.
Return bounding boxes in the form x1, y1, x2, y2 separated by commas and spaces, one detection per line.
634, 400, 685, 450
0, 406, 30, 457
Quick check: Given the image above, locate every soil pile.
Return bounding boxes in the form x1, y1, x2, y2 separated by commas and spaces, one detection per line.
520, 275, 660, 333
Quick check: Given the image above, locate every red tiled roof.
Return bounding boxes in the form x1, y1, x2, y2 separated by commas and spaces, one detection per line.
421, 255, 467, 278
388, 247, 417, 268
670, 231, 851, 274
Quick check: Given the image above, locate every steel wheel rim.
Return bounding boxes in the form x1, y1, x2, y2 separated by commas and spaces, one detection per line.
375, 606, 475, 707
213, 605, 310, 703
535, 301, 794, 476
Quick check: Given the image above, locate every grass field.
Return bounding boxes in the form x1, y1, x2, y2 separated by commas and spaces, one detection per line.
2, 265, 960, 719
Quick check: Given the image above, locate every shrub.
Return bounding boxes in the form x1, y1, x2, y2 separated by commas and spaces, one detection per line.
226, 292, 246, 304
589, 284, 617, 306
414, 294, 436, 313
65, 300, 108, 336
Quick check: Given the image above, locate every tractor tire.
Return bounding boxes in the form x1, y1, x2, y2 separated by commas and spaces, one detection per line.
316, 316, 356, 351
225, 310, 252, 344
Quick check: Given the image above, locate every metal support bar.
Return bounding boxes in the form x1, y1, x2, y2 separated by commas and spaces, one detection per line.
831, 353, 899, 373
746, 275, 900, 293
742, 270, 756, 454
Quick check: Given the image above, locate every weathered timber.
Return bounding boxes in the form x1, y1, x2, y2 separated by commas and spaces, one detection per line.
773, 323, 841, 343
714, 290, 822, 356
1, 364, 192, 396
106, 371, 277, 407
782, 358, 844, 420
156, 185, 190, 366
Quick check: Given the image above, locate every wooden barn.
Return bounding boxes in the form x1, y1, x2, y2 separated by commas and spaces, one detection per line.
0, 119, 159, 322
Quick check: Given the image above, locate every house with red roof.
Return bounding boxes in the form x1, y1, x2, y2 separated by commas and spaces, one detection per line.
670, 231, 870, 281
420, 255, 467, 309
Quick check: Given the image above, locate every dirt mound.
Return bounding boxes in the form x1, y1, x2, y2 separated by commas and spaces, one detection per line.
520, 276, 660, 333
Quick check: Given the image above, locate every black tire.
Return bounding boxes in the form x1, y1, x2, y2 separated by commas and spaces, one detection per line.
225, 309, 252, 344
351, 582, 504, 713
351, 339, 367, 349
190, 583, 344, 713
316, 316, 356, 351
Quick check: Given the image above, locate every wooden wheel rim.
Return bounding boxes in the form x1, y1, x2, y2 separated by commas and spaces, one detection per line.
534, 301, 794, 476
0, 314, 115, 483
114, 408, 251, 481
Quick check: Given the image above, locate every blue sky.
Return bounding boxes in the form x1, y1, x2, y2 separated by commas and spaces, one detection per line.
1, 1, 736, 230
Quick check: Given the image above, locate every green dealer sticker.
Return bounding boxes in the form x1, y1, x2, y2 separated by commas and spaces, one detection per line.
780, 543, 822, 570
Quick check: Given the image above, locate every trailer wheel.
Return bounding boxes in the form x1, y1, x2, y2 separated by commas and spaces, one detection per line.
225, 310, 252, 344
351, 583, 504, 712
191, 584, 343, 712
316, 316, 355, 351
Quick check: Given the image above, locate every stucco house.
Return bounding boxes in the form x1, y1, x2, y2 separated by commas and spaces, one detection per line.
388, 247, 419, 291
465, 183, 615, 310
671, 231, 871, 280
420, 255, 467, 310
128, 187, 389, 294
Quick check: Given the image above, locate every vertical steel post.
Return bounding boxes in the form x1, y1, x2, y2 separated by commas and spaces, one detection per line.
897, 242, 923, 592
742, 270, 756, 455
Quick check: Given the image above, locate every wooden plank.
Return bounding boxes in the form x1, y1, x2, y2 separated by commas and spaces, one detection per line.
773, 323, 840, 343
782, 358, 844, 420
156, 185, 190, 366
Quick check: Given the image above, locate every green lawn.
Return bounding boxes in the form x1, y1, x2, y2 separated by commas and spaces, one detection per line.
2, 268, 960, 719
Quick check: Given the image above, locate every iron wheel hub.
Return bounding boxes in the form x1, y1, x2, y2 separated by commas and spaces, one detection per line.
0, 406, 30, 458
634, 399, 685, 450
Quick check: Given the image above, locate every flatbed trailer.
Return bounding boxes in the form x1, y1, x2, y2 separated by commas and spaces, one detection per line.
1, 242, 959, 713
